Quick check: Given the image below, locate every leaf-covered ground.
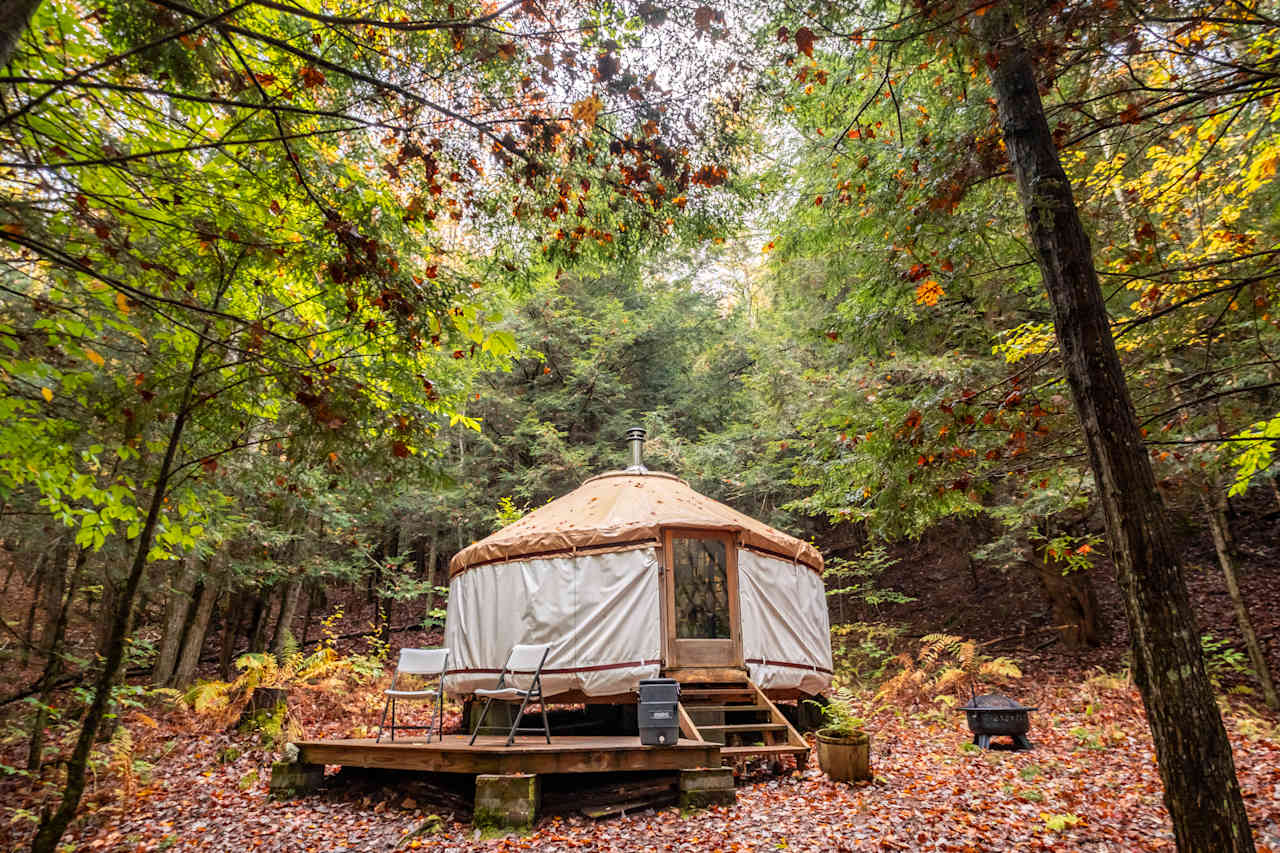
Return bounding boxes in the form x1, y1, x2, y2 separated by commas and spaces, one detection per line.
4, 667, 1278, 852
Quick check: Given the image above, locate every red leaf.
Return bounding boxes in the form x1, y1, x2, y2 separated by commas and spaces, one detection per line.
300, 65, 326, 88
795, 26, 816, 58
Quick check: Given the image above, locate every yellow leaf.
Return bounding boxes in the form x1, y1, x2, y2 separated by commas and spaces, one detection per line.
116, 292, 130, 314
86, 348, 105, 367
41, 387, 53, 402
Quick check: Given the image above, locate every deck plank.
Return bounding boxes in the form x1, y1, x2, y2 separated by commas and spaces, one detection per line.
293, 735, 722, 775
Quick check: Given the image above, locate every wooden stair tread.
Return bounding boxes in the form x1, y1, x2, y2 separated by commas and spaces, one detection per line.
696, 723, 788, 733
680, 689, 756, 700
721, 744, 810, 756
680, 704, 771, 713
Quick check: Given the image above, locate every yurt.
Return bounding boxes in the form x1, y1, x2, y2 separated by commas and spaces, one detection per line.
443, 429, 833, 702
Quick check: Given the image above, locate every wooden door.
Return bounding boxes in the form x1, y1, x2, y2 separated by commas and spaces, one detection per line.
661, 529, 742, 669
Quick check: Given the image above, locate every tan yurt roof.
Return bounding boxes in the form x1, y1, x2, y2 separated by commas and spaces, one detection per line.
449, 471, 823, 576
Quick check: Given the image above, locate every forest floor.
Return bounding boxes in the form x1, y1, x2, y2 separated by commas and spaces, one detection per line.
1, 657, 1278, 852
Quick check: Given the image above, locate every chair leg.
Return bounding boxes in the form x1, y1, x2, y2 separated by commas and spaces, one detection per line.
424, 693, 440, 744
469, 697, 494, 745
375, 694, 392, 744
507, 693, 534, 746
539, 695, 551, 743
436, 692, 445, 742
389, 697, 397, 742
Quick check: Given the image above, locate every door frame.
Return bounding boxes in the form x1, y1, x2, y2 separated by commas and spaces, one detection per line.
660, 527, 743, 670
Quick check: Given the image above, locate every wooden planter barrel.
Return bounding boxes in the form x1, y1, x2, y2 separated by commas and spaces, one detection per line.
815, 728, 871, 782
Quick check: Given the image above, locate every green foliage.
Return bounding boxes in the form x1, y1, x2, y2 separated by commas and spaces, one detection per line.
824, 545, 914, 608
807, 688, 867, 740
829, 622, 901, 688
1227, 414, 1280, 496
493, 496, 529, 530
1200, 634, 1255, 690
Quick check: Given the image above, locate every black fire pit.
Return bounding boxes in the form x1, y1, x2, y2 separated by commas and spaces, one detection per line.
959, 693, 1036, 750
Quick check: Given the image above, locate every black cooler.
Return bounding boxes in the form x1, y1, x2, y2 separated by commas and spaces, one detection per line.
637, 678, 680, 746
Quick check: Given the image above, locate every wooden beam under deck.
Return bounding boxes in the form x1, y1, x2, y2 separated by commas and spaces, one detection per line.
293, 735, 721, 775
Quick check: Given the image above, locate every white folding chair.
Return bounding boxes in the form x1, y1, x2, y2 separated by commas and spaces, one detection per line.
376, 647, 449, 743
468, 643, 553, 746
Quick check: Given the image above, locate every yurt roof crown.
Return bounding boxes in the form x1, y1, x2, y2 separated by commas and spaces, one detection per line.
449, 428, 823, 576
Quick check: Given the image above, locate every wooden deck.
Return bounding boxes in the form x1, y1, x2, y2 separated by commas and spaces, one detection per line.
293, 735, 721, 775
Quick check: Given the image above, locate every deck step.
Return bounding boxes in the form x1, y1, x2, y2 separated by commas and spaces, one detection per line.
696, 723, 788, 733
681, 704, 771, 713
721, 744, 810, 757
679, 689, 756, 701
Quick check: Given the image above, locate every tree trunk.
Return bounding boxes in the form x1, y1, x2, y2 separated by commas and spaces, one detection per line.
27, 548, 84, 771
1203, 490, 1279, 710
94, 565, 117, 660
172, 567, 221, 687
1028, 548, 1102, 649
270, 579, 303, 656
30, 284, 221, 853
247, 593, 270, 653
37, 538, 69, 659
979, 7, 1254, 851
152, 558, 198, 686
300, 582, 315, 647
0, 0, 40, 68
218, 590, 242, 681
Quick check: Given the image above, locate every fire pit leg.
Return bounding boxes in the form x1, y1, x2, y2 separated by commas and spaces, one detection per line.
974, 734, 992, 749
1012, 734, 1033, 750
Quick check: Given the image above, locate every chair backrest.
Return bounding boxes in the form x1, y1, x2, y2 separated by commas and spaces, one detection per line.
398, 647, 449, 676
503, 643, 551, 691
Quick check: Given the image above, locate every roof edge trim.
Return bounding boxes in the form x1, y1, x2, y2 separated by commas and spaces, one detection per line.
450, 537, 824, 578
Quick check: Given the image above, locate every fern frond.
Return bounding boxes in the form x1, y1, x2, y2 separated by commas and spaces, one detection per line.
978, 658, 1023, 681
934, 667, 970, 696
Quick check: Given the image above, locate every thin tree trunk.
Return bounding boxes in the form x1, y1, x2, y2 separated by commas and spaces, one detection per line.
20, 549, 47, 666
979, 7, 1254, 851
27, 548, 84, 771
37, 539, 68, 659
172, 567, 221, 687
152, 558, 198, 686
269, 579, 302, 656
218, 591, 242, 681
1203, 490, 1279, 710
0, 0, 40, 68
20, 588, 38, 668
30, 284, 221, 853
300, 583, 315, 647
247, 593, 270, 653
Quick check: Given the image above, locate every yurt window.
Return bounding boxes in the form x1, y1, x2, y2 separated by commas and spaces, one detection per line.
671, 537, 731, 639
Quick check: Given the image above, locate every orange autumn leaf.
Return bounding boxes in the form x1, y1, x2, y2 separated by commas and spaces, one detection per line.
570, 94, 603, 130
915, 278, 945, 306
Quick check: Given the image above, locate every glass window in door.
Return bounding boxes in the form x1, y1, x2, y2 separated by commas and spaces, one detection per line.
671, 537, 730, 639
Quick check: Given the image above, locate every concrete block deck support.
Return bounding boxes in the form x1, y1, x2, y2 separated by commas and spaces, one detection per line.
269, 761, 324, 798
679, 767, 736, 809
474, 773, 541, 831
